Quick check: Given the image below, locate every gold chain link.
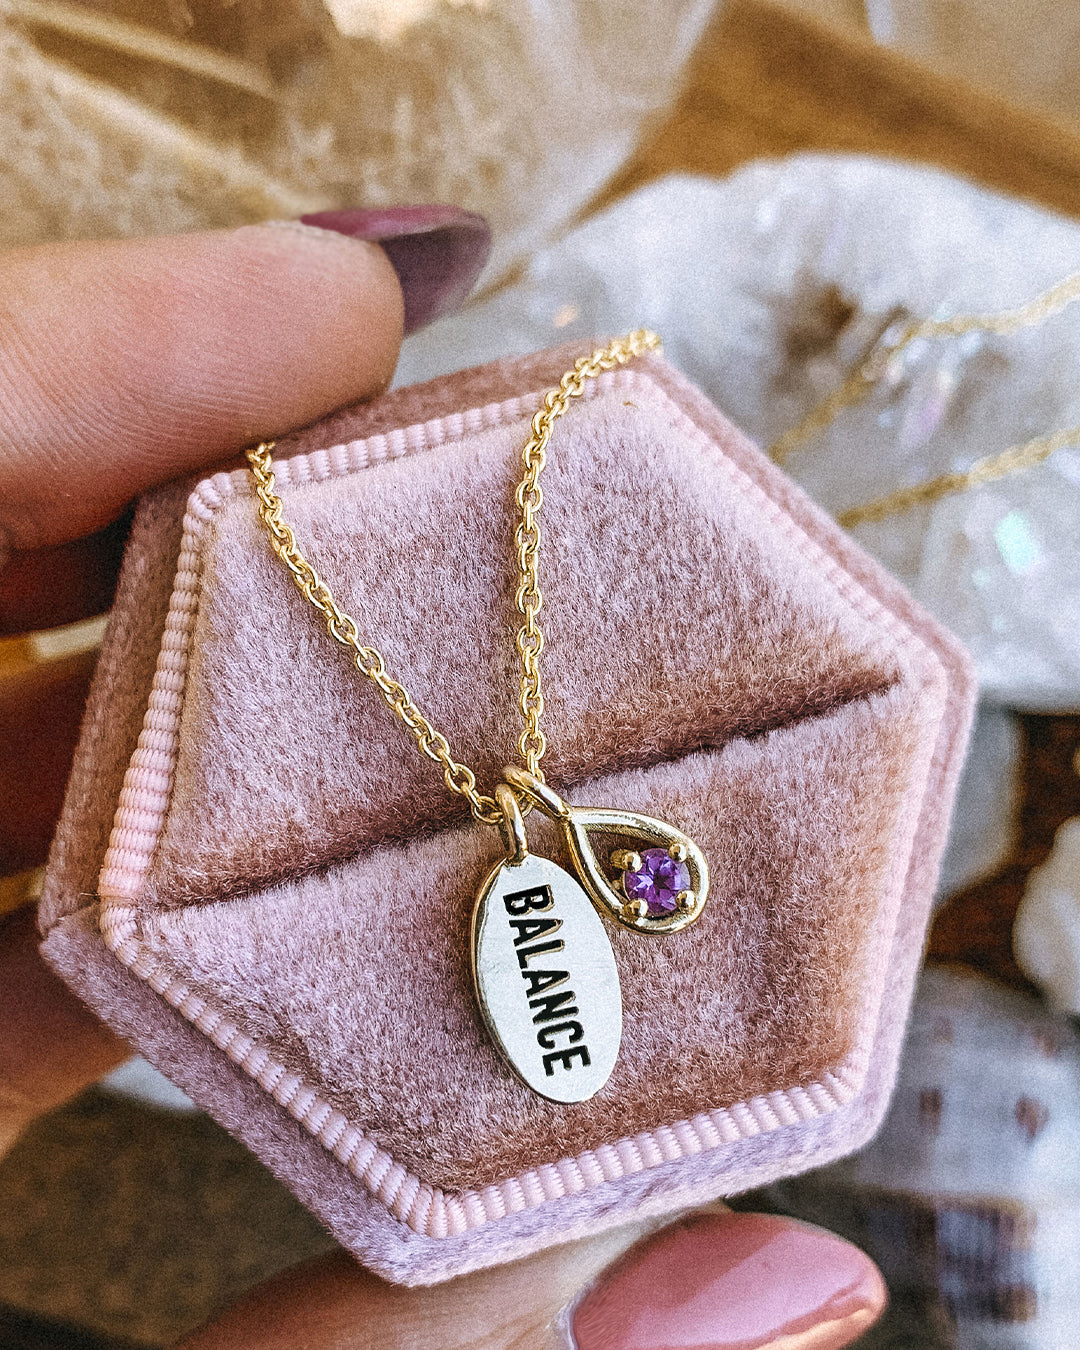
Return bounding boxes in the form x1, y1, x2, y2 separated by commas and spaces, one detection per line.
513, 328, 661, 779
768, 268, 1080, 522
247, 439, 502, 821
247, 329, 660, 825
838, 423, 1080, 528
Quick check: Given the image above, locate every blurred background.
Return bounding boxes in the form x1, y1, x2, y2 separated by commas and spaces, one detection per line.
3, 1, 1080, 1345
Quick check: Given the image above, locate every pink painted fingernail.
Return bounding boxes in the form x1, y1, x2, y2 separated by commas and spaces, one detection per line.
299, 205, 491, 335
571, 1212, 887, 1350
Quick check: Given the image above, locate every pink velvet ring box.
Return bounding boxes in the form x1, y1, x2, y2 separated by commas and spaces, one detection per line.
40, 339, 975, 1285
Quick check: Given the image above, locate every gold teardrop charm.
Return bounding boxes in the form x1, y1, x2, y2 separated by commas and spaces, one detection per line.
502, 767, 709, 935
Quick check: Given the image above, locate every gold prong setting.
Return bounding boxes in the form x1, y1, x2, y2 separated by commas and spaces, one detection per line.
621, 898, 649, 924
502, 768, 709, 936
611, 850, 642, 874
612, 841, 701, 931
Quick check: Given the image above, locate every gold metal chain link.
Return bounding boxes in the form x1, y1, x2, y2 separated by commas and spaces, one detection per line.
837, 423, 1080, 528
247, 329, 660, 825
513, 328, 661, 779
248, 273, 1079, 822
768, 268, 1080, 522
247, 438, 502, 821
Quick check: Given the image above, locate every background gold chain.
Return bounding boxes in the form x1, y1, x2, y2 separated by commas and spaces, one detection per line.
247, 329, 660, 826
838, 424, 1080, 527
768, 268, 1080, 524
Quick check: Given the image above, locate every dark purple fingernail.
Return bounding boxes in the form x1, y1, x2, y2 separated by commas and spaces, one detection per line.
299, 205, 491, 335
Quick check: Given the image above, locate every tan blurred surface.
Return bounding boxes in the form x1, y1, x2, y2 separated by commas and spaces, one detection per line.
601, 0, 1080, 219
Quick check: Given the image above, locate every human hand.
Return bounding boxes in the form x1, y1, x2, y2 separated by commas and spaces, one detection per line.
0, 204, 483, 1150
0, 213, 885, 1348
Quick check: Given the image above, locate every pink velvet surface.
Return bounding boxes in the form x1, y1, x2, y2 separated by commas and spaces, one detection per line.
37, 904, 920, 1286
40, 340, 601, 932
145, 379, 906, 911
140, 682, 932, 1191
39, 343, 976, 1285
39, 482, 190, 932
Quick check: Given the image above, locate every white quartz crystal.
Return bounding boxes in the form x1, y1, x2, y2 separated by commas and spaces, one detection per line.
938, 705, 1021, 900
1014, 816, 1080, 1014
0, 2, 716, 280
102, 1056, 197, 1112
401, 156, 1080, 710
767, 967, 1080, 1350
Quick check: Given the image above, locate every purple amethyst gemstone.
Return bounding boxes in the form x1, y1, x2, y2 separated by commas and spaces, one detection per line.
622, 848, 691, 918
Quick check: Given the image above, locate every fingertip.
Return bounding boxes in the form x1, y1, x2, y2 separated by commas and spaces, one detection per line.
0, 220, 410, 550
230, 220, 407, 390
571, 1211, 886, 1350
299, 205, 492, 333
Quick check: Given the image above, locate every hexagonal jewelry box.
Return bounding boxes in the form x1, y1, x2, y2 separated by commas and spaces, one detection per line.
40, 340, 975, 1284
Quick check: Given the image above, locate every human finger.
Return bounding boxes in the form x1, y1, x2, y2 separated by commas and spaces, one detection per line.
0, 513, 131, 634
0, 650, 97, 875
0, 207, 490, 556
0, 904, 127, 1157
0, 206, 491, 1142
178, 1210, 886, 1350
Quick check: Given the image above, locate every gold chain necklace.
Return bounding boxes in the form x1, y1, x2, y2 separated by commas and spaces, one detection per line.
769, 267, 1080, 525
247, 331, 709, 1103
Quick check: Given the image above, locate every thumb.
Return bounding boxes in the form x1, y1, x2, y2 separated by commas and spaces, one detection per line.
178, 1209, 886, 1350
0, 208, 489, 555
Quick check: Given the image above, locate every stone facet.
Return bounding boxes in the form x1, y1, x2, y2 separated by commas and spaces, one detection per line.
622, 848, 691, 918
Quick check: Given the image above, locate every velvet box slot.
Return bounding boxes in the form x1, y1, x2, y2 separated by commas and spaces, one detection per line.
39, 339, 975, 1285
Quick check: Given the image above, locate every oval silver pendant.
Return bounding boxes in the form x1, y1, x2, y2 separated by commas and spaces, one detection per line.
471, 851, 622, 1103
